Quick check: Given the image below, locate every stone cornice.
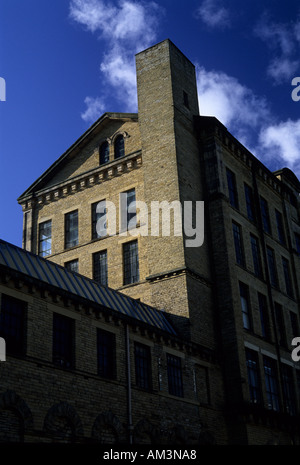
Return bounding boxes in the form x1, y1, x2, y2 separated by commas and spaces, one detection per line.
20, 150, 142, 210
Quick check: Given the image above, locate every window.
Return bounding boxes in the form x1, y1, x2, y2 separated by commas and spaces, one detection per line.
134, 342, 152, 390
97, 329, 115, 379
290, 312, 299, 338
282, 257, 293, 298
53, 313, 74, 369
258, 293, 271, 340
263, 356, 280, 411
295, 233, 300, 255
183, 90, 189, 109
250, 235, 262, 278
123, 240, 139, 285
65, 210, 78, 249
93, 250, 108, 286
167, 354, 183, 397
275, 210, 286, 245
114, 135, 125, 159
92, 200, 107, 239
120, 189, 136, 231
232, 222, 244, 266
260, 197, 271, 234
0, 294, 26, 356
282, 364, 296, 415
226, 168, 239, 209
38, 220, 52, 257
244, 184, 255, 222
266, 247, 278, 288
239, 282, 251, 330
100, 141, 109, 165
65, 259, 78, 273
245, 349, 262, 404
275, 303, 286, 347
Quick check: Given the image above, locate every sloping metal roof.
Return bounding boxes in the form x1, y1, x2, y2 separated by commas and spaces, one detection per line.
0, 239, 176, 336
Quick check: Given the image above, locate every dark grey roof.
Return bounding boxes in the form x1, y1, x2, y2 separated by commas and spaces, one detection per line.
0, 239, 176, 336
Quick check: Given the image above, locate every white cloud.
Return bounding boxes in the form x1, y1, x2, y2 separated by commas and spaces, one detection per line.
69, 0, 162, 122
81, 96, 105, 122
259, 120, 300, 176
254, 14, 300, 84
195, 0, 231, 29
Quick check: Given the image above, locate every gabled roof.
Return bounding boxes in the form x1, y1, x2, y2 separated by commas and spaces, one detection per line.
0, 239, 176, 336
18, 112, 138, 203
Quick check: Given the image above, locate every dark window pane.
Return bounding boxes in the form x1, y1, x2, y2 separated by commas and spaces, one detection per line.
295, 233, 300, 255
135, 343, 151, 390
65, 259, 78, 273
251, 235, 262, 277
232, 222, 244, 266
275, 303, 286, 347
0, 294, 26, 356
244, 184, 255, 222
100, 141, 109, 165
93, 250, 108, 286
123, 241, 139, 285
245, 349, 262, 404
239, 282, 251, 330
264, 356, 280, 411
260, 197, 271, 234
65, 211, 78, 249
282, 364, 296, 415
115, 135, 124, 159
290, 312, 299, 338
282, 257, 293, 298
226, 168, 239, 209
92, 201, 107, 239
167, 354, 183, 397
275, 210, 286, 245
53, 313, 74, 369
97, 329, 115, 379
258, 293, 271, 340
38, 220, 52, 257
267, 247, 278, 288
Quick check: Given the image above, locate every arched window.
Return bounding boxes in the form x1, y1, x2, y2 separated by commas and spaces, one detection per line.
114, 135, 124, 159
100, 141, 109, 165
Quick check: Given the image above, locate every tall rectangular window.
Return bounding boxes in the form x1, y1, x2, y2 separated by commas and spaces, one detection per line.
266, 247, 278, 288
123, 240, 139, 285
275, 210, 286, 245
244, 184, 255, 222
290, 312, 299, 338
65, 210, 78, 249
38, 220, 52, 257
232, 222, 245, 266
53, 313, 74, 369
282, 257, 293, 298
0, 294, 26, 356
260, 197, 271, 234
282, 364, 296, 415
250, 235, 262, 277
92, 200, 107, 240
120, 189, 136, 231
264, 356, 280, 411
245, 349, 262, 404
97, 329, 115, 379
65, 259, 78, 273
275, 302, 286, 347
167, 354, 183, 397
135, 342, 152, 390
258, 293, 271, 340
226, 168, 239, 209
93, 250, 108, 286
239, 282, 251, 330
295, 233, 300, 255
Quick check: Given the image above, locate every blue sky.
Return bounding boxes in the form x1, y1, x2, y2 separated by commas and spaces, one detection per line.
1, 0, 300, 247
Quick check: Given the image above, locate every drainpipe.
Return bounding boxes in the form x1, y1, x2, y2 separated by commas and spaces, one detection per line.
125, 324, 133, 444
